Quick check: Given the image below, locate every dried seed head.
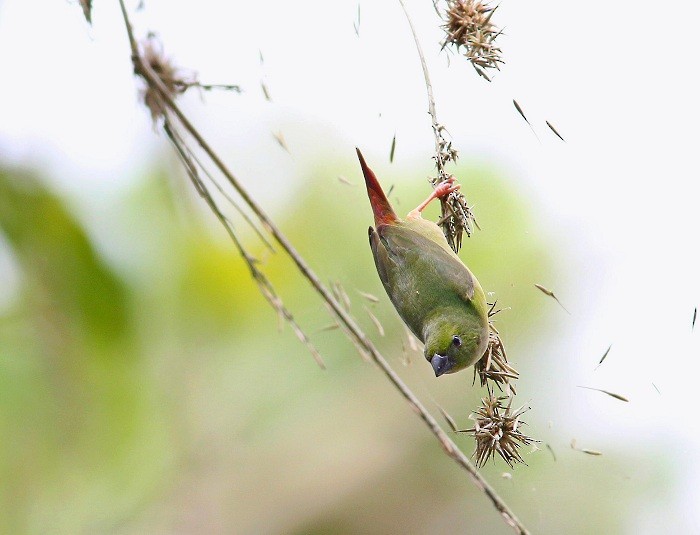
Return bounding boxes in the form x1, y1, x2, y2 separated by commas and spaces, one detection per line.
139, 36, 194, 122
136, 36, 240, 123
474, 304, 519, 393
436, 182, 477, 252
461, 391, 536, 468
431, 171, 478, 254
430, 121, 477, 253
442, 0, 503, 77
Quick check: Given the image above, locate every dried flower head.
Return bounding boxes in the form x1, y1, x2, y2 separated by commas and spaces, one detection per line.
139, 36, 194, 122
474, 302, 518, 392
137, 36, 241, 123
431, 123, 477, 252
442, 0, 503, 79
436, 180, 477, 252
461, 391, 535, 467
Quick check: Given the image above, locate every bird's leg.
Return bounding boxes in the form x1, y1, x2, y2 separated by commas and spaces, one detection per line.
407, 176, 461, 219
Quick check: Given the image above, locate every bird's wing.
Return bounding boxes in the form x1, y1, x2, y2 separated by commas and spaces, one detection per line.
369, 226, 393, 288
377, 223, 475, 302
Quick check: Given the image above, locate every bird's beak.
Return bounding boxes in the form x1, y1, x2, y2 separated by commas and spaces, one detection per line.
430, 354, 452, 377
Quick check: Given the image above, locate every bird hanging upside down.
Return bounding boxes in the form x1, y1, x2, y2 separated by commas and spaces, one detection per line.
356, 148, 489, 377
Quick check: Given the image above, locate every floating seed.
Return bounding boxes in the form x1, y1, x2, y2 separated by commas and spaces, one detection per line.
357, 290, 379, 303
578, 385, 629, 403
546, 443, 556, 461
546, 120, 565, 141
534, 283, 570, 314
273, 131, 289, 153
364, 305, 385, 336
261, 81, 272, 102
595, 344, 613, 369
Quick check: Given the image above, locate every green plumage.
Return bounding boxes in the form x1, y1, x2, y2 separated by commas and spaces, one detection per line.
357, 149, 488, 376
370, 218, 489, 375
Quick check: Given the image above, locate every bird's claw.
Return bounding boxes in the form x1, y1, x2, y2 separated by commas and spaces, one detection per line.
434, 177, 461, 199
407, 176, 462, 219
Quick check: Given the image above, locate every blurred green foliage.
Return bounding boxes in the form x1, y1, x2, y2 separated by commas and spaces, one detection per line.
0, 160, 642, 534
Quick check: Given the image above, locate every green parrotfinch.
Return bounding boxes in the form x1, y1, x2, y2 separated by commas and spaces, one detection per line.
357, 149, 489, 377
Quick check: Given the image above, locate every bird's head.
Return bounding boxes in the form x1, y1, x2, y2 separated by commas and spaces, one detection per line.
424, 318, 488, 377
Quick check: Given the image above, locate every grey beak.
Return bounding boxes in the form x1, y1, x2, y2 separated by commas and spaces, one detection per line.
430, 354, 452, 377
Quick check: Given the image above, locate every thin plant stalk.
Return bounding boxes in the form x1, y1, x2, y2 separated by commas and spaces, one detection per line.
397, 0, 478, 252
116, 1, 530, 532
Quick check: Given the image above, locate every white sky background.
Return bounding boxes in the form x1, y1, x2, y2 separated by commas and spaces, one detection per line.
1, 0, 700, 531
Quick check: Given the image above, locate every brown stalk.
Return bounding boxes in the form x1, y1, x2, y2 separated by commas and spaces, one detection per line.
397, 0, 477, 253
116, 1, 529, 532
163, 117, 324, 369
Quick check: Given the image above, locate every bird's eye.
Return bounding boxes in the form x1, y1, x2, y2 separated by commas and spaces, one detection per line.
452, 336, 462, 347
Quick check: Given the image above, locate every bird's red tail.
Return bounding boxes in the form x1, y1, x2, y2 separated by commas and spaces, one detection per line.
356, 148, 397, 227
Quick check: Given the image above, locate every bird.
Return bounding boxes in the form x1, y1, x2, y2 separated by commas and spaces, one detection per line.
357, 148, 489, 377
